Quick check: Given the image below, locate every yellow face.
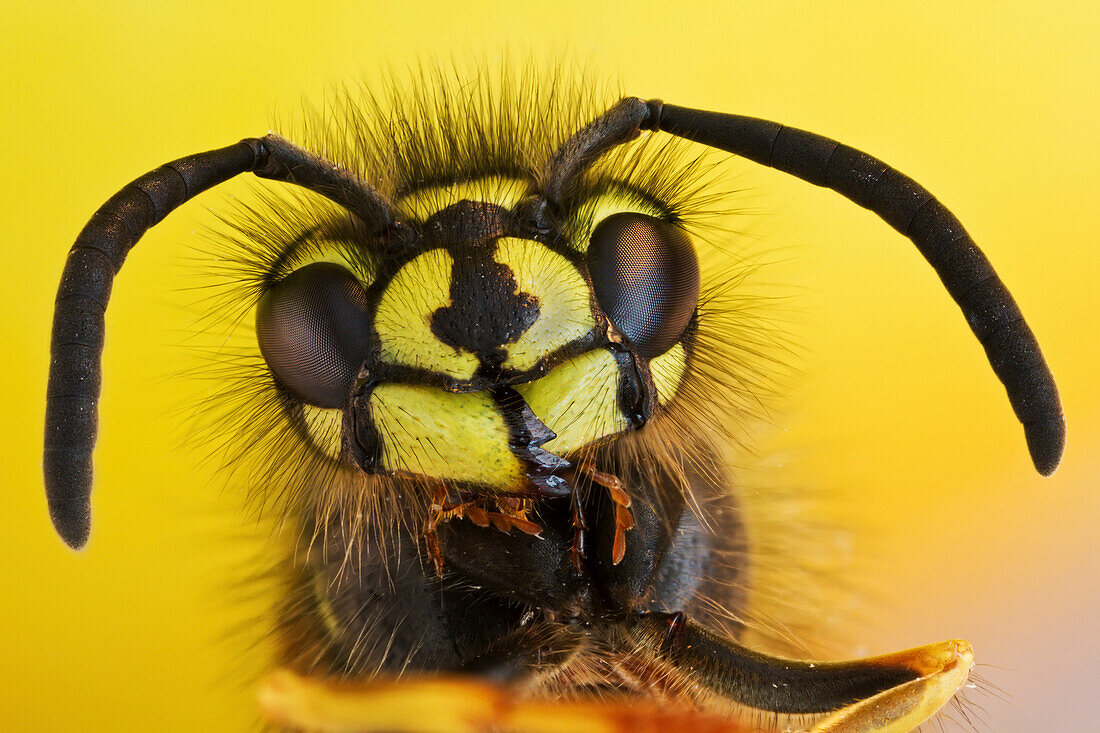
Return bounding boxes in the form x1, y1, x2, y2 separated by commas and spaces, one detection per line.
257, 178, 692, 494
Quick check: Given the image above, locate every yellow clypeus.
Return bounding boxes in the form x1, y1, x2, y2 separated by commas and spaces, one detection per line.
369, 383, 524, 488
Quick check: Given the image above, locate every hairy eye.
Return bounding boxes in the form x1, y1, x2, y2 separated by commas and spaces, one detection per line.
586, 212, 700, 358
256, 262, 373, 408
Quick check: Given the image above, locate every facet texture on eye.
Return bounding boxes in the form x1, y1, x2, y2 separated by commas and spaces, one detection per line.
586, 212, 700, 359
256, 262, 373, 408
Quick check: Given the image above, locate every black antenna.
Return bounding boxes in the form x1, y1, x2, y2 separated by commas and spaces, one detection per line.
543, 97, 1064, 477
542, 97, 651, 207
45, 136, 396, 549
48, 102, 1065, 548
638, 99, 1063, 476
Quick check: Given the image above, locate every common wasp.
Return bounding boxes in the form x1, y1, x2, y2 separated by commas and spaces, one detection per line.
44, 69, 1064, 732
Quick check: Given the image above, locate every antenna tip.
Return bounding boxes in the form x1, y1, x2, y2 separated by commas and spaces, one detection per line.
48, 499, 90, 550
44, 447, 93, 549
1025, 415, 1066, 477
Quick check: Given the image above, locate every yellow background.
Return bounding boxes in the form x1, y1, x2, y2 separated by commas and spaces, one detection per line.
3, 2, 1097, 731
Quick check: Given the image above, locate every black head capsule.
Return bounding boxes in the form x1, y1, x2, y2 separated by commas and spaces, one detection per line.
586, 212, 700, 359
255, 262, 373, 408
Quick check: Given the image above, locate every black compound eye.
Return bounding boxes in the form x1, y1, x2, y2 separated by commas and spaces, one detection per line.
586, 212, 700, 359
256, 262, 373, 408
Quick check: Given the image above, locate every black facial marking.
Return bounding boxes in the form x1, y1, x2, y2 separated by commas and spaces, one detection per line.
422, 199, 510, 245
430, 245, 540, 361
423, 200, 542, 361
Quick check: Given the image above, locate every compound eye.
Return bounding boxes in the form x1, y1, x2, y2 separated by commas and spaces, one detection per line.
586, 212, 700, 359
256, 262, 373, 408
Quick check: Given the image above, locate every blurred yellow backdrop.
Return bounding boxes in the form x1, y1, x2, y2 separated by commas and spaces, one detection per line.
2, 2, 1097, 731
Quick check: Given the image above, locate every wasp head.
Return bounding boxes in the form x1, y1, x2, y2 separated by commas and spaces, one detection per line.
255, 175, 700, 500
